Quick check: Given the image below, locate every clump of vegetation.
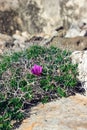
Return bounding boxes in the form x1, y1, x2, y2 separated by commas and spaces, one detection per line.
0, 45, 83, 129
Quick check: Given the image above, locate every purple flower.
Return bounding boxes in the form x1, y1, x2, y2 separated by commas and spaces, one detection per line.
31, 64, 43, 76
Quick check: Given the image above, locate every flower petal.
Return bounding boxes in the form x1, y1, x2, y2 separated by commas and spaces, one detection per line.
31, 64, 43, 76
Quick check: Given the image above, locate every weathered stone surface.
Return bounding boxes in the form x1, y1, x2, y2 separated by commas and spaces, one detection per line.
65, 23, 87, 38
12, 31, 32, 51
0, 0, 19, 11
13, 31, 30, 42
0, 0, 22, 35
60, 0, 87, 29
1, 31, 87, 54
71, 51, 87, 92
0, 10, 22, 35
47, 36, 87, 51
0, 0, 87, 35
0, 33, 13, 54
16, 94, 87, 130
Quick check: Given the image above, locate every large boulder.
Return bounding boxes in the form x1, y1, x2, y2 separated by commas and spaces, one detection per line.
0, 0, 87, 35
71, 51, 87, 92
16, 94, 87, 130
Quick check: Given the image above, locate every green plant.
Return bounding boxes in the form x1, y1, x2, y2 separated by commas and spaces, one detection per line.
0, 45, 81, 129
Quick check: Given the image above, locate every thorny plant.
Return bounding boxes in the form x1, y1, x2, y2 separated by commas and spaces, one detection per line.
0, 45, 84, 130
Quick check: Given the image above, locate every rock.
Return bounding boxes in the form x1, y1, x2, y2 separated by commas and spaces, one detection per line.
0, 0, 62, 35
13, 31, 31, 41
79, 30, 87, 37
71, 51, 87, 92
0, 33, 13, 50
1, 0, 87, 35
0, 49, 3, 54
0, 0, 66, 35
16, 94, 87, 130
65, 29, 87, 38
13, 34, 26, 42
65, 23, 87, 38
21, 31, 31, 39
65, 28, 81, 38
47, 36, 87, 51
0, 9, 22, 35
12, 31, 32, 51
0, 0, 19, 11
60, 0, 87, 29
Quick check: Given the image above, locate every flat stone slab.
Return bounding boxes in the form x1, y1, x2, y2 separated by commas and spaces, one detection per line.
16, 94, 87, 130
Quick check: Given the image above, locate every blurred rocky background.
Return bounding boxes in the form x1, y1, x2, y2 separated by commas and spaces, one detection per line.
0, 0, 87, 35
0, 0, 87, 53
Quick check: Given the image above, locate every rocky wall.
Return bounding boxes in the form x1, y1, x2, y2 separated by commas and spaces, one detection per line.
0, 0, 87, 35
